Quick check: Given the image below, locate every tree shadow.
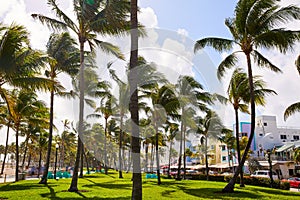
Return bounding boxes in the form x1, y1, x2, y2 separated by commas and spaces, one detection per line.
40, 184, 57, 198
82, 181, 132, 190
0, 182, 45, 191
247, 187, 300, 197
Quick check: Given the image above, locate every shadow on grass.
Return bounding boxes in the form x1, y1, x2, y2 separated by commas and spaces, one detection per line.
40, 184, 57, 198
246, 186, 300, 197
0, 182, 47, 191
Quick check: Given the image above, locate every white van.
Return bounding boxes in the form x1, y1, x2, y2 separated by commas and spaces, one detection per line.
250, 170, 278, 180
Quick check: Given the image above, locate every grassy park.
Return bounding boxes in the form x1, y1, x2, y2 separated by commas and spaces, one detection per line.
0, 172, 300, 200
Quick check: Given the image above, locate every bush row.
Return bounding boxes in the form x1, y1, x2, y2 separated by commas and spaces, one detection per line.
176, 174, 290, 190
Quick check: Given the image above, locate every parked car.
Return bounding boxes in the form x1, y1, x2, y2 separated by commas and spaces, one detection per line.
250, 170, 278, 180
281, 177, 300, 188
186, 170, 198, 175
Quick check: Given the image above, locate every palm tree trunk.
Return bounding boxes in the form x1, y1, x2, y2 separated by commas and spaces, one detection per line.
39, 89, 54, 184
69, 38, 85, 192
167, 140, 173, 178
130, 0, 142, 198
79, 142, 84, 178
223, 53, 255, 193
205, 134, 209, 181
176, 120, 184, 180
234, 108, 244, 187
69, 135, 82, 192
15, 126, 20, 182
155, 124, 161, 185
118, 116, 123, 178
83, 149, 89, 174
104, 118, 108, 175
1, 121, 10, 175
37, 149, 42, 178
21, 137, 29, 171
145, 144, 148, 173
183, 125, 186, 180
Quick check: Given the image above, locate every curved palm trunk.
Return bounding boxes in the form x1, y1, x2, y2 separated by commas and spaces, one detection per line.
155, 124, 161, 185
223, 53, 255, 193
205, 134, 209, 181
69, 39, 85, 192
104, 118, 108, 175
39, 89, 54, 184
15, 125, 20, 182
130, 0, 142, 198
118, 116, 124, 178
150, 144, 154, 172
144, 144, 148, 173
1, 121, 10, 175
234, 108, 244, 187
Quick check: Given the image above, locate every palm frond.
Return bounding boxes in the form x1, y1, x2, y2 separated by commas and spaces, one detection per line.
31, 14, 68, 31
47, 0, 78, 33
284, 102, 300, 121
217, 52, 239, 80
252, 50, 282, 73
295, 55, 300, 75
255, 29, 300, 53
93, 39, 124, 60
194, 38, 235, 53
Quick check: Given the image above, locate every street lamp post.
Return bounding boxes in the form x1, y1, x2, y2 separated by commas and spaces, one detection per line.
54, 143, 59, 180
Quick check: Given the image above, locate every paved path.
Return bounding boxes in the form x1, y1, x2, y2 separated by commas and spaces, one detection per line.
290, 188, 300, 192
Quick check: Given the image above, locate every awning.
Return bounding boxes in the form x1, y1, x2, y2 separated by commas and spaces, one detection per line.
275, 143, 294, 152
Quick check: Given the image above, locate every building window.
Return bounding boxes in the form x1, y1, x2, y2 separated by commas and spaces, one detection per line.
264, 122, 267, 126
210, 145, 215, 150
221, 145, 226, 151
280, 135, 287, 140
294, 135, 300, 141
222, 156, 227, 161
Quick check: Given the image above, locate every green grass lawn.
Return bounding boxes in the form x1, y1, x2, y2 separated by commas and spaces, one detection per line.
0, 172, 300, 199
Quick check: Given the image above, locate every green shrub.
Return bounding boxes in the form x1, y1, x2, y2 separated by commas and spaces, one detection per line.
224, 176, 290, 190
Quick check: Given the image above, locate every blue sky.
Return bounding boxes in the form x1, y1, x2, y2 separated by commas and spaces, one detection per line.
139, 0, 236, 39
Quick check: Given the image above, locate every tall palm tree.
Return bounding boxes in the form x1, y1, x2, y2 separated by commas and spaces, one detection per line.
129, 0, 142, 198
32, 0, 128, 191
196, 110, 224, 180
284, 55, 300, 120
218, 68, 276, 186
194, 0, 300, 192
175, 76, 211, 180
88, 80, 117, 175
39, 32, 79, 184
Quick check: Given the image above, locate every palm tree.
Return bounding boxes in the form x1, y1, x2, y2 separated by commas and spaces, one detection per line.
88, 81, 117, 175
9, 89, 47, 182
39, 32, 79, 184
175, 76, 211, 180
284, 55, 300, 120
196, 110, 223, 180
194, 0, 300, 192
32, 0, 128, 191
218, 68, 276, 186
129, 0, 142, 198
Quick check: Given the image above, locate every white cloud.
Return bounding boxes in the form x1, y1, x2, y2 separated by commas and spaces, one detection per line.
139, 7, 158, 28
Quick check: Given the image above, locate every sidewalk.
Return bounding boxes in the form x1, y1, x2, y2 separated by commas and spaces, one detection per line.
0, 175, 39, 183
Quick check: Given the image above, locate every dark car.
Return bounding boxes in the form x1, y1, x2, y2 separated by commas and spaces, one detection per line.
281, 177, 300, 188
